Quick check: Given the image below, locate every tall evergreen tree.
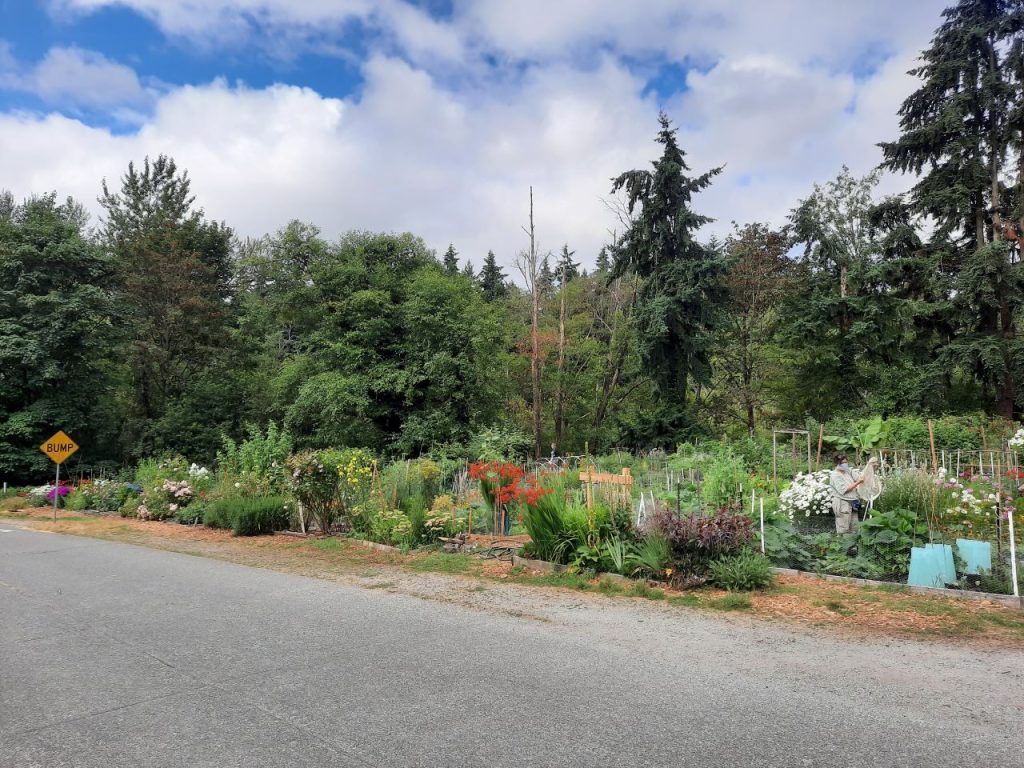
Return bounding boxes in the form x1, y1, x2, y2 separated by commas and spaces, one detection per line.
99, 156, 233, 455
881, 0, 1024, 418
538, 254, 555, 294
479, 250, 507, 301
556, 244, 579, 285
595, 246, 611, 273
442, 243, 459, 275
610, 113, 726, 434
461, 260, 475, 281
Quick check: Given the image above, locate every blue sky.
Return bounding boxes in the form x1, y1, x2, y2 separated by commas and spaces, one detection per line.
0, 0, 948, 267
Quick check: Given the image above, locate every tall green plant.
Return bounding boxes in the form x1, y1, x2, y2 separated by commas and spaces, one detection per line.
218, 422, 293, 491
286, 449, 343, 534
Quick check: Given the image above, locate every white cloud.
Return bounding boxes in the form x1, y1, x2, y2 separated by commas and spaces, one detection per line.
0, 45, 151, 109
47, 0, 464, 63
2, 2, 951, 270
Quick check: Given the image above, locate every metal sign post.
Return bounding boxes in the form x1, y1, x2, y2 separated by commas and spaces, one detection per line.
40, 430, 79, 522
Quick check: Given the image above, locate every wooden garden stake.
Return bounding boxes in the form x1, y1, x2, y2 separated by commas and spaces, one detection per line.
772, 431, 778, 487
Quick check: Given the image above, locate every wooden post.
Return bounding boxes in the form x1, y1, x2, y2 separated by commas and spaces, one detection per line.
815, 424, 824, 471
927, 419, 938, 473
772, 431, 778, 487
996, 454, 1003, 558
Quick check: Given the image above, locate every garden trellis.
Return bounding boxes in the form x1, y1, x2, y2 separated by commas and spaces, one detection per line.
772, 428, 812, 488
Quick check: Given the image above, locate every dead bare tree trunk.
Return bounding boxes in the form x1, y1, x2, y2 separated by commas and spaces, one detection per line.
516, 187, 544, 460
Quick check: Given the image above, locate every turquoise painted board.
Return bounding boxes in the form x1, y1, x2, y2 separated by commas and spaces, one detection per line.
924, 543, 956, 584
908, 547, 945, 588
955, 539, 992, 575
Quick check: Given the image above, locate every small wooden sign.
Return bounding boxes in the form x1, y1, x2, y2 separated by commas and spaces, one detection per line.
41, 431, 79, 465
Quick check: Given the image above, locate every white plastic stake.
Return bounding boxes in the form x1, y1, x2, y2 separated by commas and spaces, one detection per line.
759, 497, 765, 555
1008, 505, 1019, 599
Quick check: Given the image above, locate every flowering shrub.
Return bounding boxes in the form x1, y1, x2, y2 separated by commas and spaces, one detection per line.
778, 471, 833, 519
1009, 428, 1024, 448
162, 479, 194, 501
74, 479, 128, 513
468, 461, 552, 508
287, 449, 343, 534
188, 464, 210, 481
27, 485, 54, 506
46, 485, 71, 501
337, 448, 374, 515
469, 461, 524, 507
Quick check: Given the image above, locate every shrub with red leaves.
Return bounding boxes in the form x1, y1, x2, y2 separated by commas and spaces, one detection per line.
645, 509, 753, 576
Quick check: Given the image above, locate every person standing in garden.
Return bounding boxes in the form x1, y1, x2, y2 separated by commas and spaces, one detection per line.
829, 453, 875, 533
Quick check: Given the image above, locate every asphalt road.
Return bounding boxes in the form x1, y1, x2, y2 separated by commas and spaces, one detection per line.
1, 526, 1022, 768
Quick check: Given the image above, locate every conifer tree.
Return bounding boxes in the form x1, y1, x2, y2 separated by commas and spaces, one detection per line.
556, 244, 579, 286
611, 113, 726, 426
442, 243, 459, 275
479, 250, 507, 301
538, 254, 555, 294
881, 0, 1024, 418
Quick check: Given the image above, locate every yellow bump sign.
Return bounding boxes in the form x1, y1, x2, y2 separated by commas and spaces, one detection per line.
41, 431, 79, 465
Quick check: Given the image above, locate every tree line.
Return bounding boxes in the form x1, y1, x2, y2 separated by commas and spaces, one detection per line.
2, 0, 1023, 480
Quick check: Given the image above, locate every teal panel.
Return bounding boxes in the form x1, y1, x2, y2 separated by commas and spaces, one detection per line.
908, 546, 945, 588
955, 539, 992, 576
924, 543, 956, 584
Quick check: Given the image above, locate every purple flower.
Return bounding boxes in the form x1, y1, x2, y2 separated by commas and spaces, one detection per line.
46, 486, 71, 501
